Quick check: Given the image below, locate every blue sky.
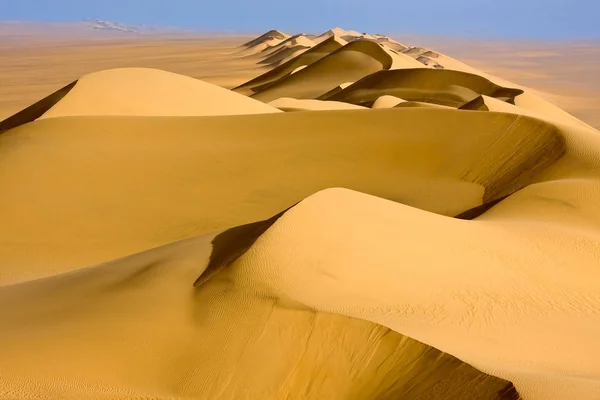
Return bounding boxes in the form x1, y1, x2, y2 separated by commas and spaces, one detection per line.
1, 0, 598, 39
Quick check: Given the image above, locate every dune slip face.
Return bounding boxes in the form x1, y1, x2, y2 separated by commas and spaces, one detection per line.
1, 27, 600, 400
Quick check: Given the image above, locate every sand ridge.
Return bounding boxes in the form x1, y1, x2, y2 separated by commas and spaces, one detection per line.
233, 35, 347, 95
0, 27, 599, 400
37, 68, 282, 119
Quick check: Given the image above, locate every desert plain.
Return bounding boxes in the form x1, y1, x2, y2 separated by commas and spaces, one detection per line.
0, 23, 599, 400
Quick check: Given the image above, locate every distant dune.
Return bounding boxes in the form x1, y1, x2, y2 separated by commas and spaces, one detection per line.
233, 36, 347, 95
241, 29, 289, 48
250, 40, 394, 102
325, 69, 524, 107
0, 26, 599, 400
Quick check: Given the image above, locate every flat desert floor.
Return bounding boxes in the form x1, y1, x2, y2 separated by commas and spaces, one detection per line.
0, 26, 599, 400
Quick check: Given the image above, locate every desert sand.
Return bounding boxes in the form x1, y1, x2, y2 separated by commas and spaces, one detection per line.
0, 24, 599, 400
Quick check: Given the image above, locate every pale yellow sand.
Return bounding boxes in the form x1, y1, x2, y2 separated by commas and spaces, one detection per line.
259, 38, 315, 66
1, 27, 599, 400
39, 68, 281, 118
383, 46, 426, 69
313, 27, 349, 43
268, 97, 368, 111
372, 95, 406, 108
251, 40, 394, 102
233, 36, 347, 96
3, 107, 545, 283
237, 37, 286, 56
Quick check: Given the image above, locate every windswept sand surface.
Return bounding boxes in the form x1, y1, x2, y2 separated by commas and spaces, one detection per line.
1, 25, 600, 400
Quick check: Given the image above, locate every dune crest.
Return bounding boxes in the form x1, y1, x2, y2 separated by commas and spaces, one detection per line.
324, 68, 524, 108
37, 68, 281, 118
241, 29, 290, 48
233, 35, 347, 95
250, 40, 394, 102
268, 97, 368, 112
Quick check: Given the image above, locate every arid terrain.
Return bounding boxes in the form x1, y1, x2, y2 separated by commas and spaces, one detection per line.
1, 26, 599, 128
0, 23, 599, 400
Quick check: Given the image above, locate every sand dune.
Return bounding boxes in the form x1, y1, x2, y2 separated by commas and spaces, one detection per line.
402, 46, 430, 57
233, 36, 347, 95
259, 44, 311, 66
417, 55, 444, 68
383, 46, 428, 69
36, 68, 281, 118
395, 101, 455, 109
261, 34, 315, 56
256, 35, 316, 67
313, 27, 350, 43
241, 29, 289, 48
268, 97, 368, 111
238, 37, 287, 56
1, 27, 599, 400
371, 94, 406, 108
0, 108, 561, 283
250, 40, 394, 102
0, 81, 77, 134
324, 68, 524, 107
376, 37, 407, 52
0, 227, 518, 400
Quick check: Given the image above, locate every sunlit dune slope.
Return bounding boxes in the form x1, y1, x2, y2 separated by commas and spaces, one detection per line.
408, 49, 596, 129
2, 28, 600, 400
395, 101, 455, 109
313, 27, 350, 43
227, 182, 600, 400
233, 36, 347, 95
0, 227, 518, 400
324, 69, 524, 107
241, 29, 289, 48
0, 108, 561, 283
372, 95, 406, 108
250, 40, 394, 102
376, 36, 407, 51
268, 97, 368, 111
260, 34, 315, 57
35, 68, 281, 119
259, 44, 311, 67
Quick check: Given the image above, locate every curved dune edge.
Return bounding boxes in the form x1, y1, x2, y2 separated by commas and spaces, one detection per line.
259, 44, 311, 67
195, 191, 518, 289
0, 80, 77, 134
237, 37, 286, 56
395, 101, 455, 109
268, 97, 368, 111
372, 95, 406, 108
38, 68, 281, 118
0, 108, 566, 284
233, 36, 347, 95
241, 29, 289, 48
324, 68, 524, 108
0, 212, 519, 400
260, 34, 315, 58
250, 40, 394, 102
226, 182, 600, 400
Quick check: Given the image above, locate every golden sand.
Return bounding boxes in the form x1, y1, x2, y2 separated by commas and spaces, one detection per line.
0, 25, 599, 400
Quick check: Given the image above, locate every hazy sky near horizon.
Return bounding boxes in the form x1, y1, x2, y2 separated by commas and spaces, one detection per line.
1, 0, 598, 39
